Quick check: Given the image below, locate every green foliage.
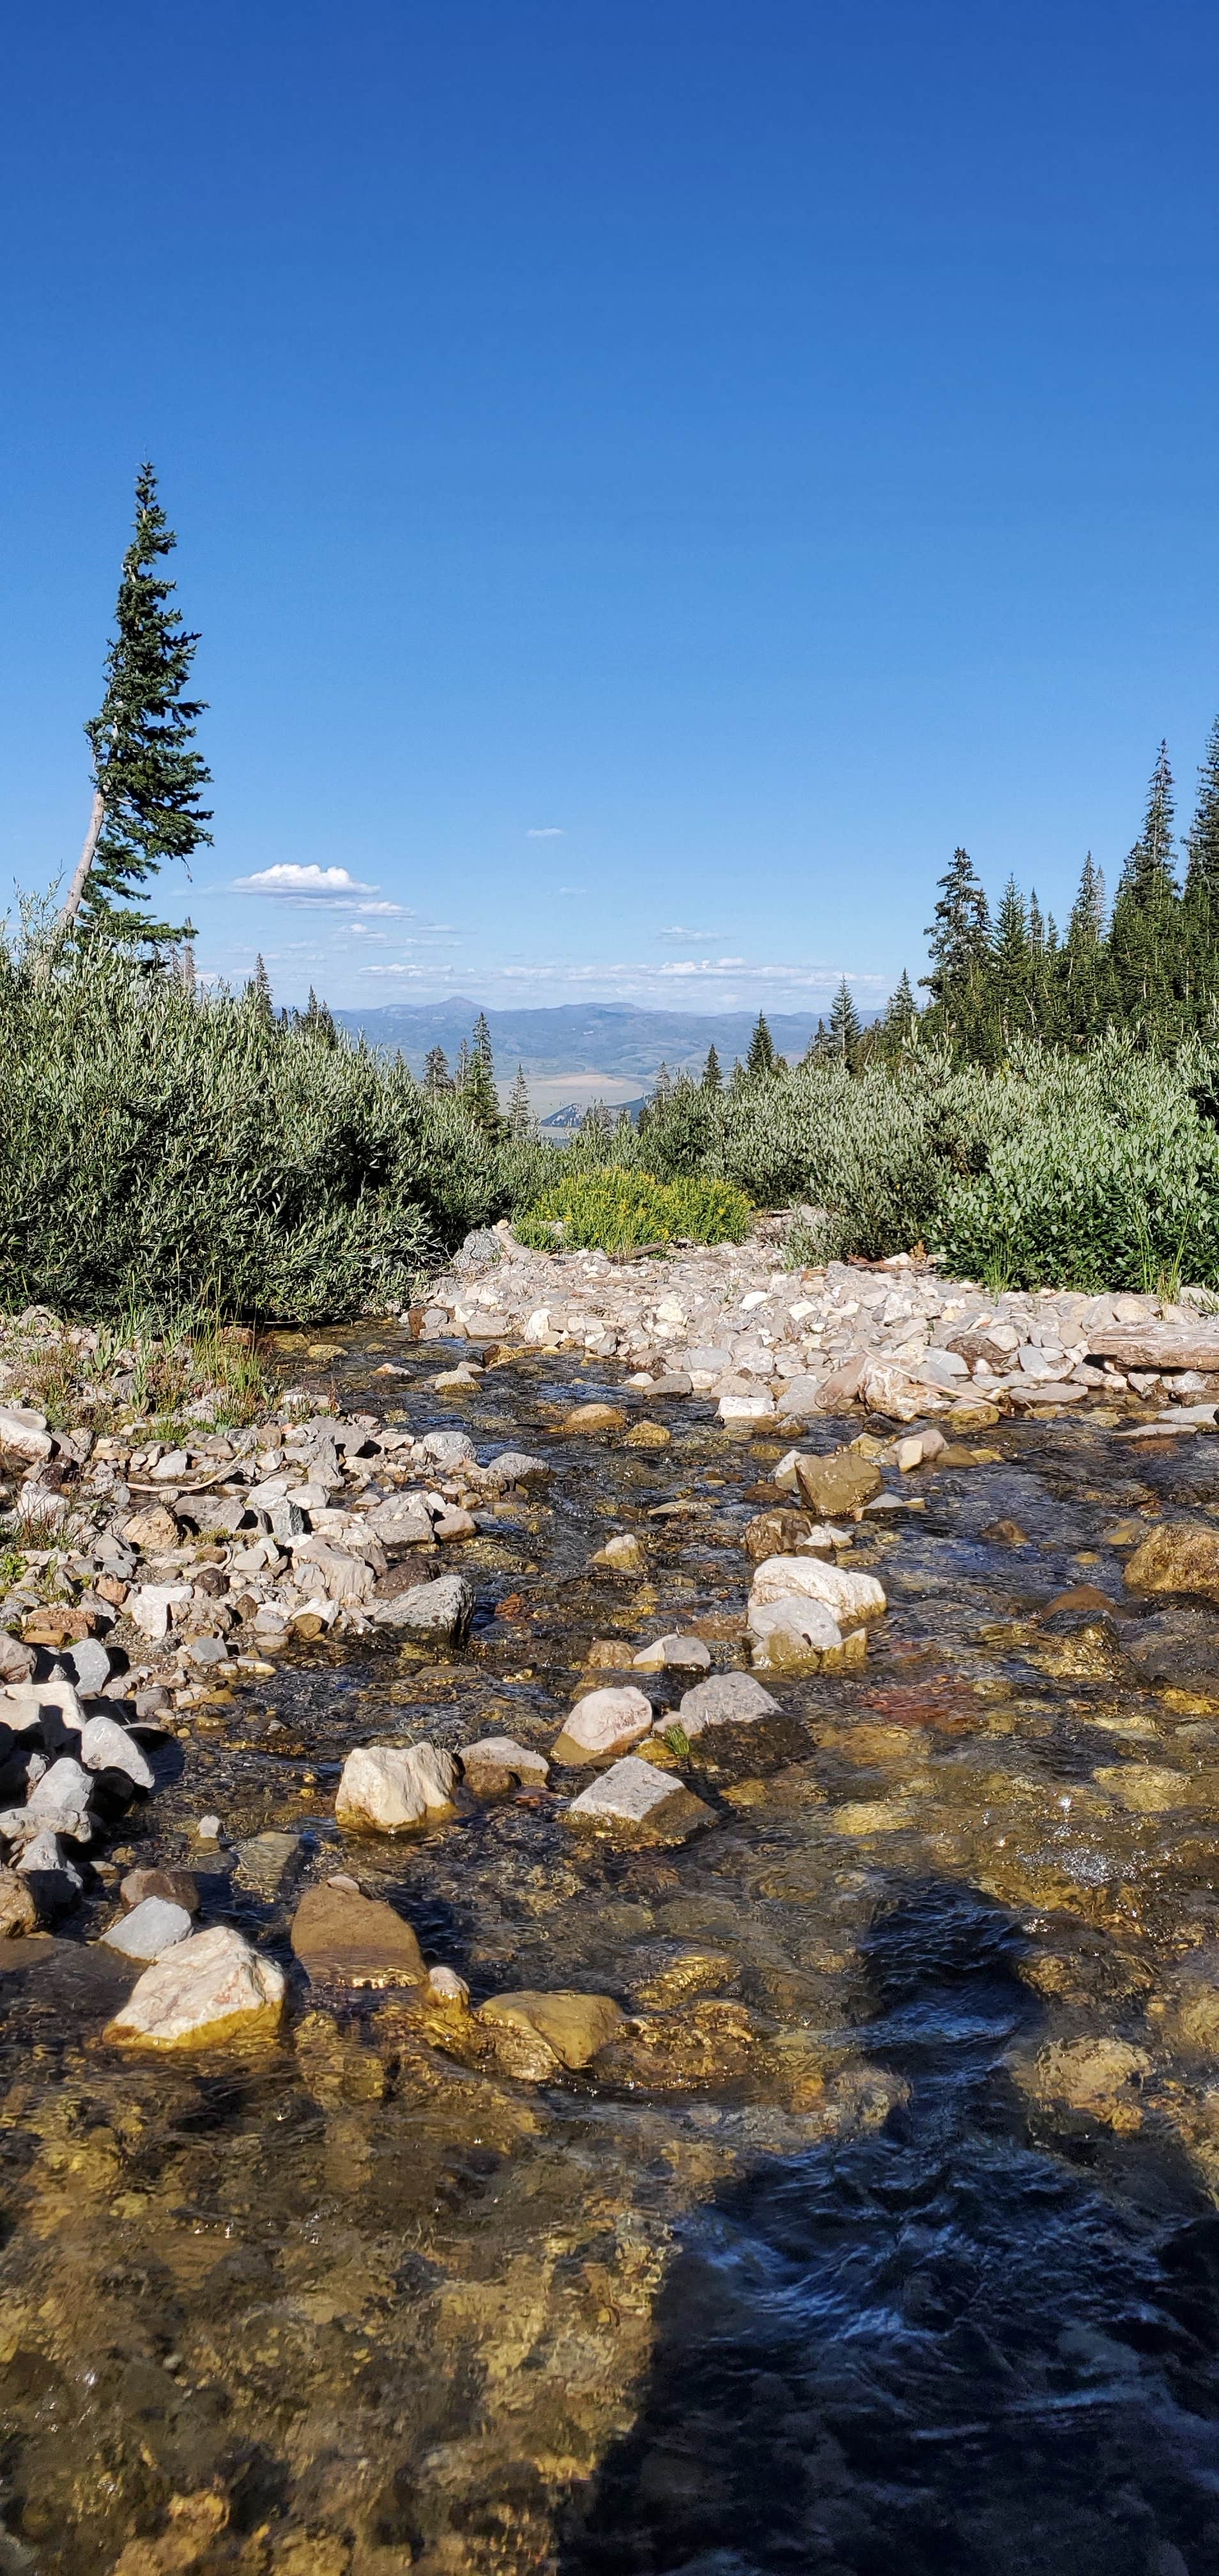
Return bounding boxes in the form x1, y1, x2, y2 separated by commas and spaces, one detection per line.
80, 464, 211, 947
514, 1168, 752, 1257
0, 938, 508, 1322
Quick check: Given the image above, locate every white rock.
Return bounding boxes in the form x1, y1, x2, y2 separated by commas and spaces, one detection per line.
523, 1308, 552, 1344
565, 1755, 708, 1838
480, 1450, 551, 1491
632, 1634, 712, 1673
335, 1741, 458, 1832
15, 1828, 82, 1890
718, 1394, 775, 1423
553, 1686, 654, 1760
422, 1430, 477, 1468
677, 1671, 781, 1735
0, 1404, 51, 1461
128, 1583, 192, 1643
292, 1541, 374, 1602
427, 1963, 470, 2006
105, 1924, 285, 2049
750, 1554, 887, 1626
461, 1735, 550, 1783
27, 1756, 95, 1833
371, 1573, 474, 1642
859, 1361, 946, 1423
3, 1679, 85, 1733
152, 1448, 190, 1480
102, 1897, 193, 1961
748, 1595, 844, 1659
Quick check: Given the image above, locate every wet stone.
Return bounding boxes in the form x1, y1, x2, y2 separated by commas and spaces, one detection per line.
565, 1755, 714, 1844
233, 1828, 305, 1897
290, 1882, 426, 1988
476, 1988, 625, 2078
552, 1686, 655, 1765
105, 1924, 286, 2049
101, 1895, 193, 1961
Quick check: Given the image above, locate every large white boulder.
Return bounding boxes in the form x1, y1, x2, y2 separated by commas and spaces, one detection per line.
105, 1924, 285, 2049
335, 1740, 458, 1832
551, 1686, 654, 1765
749, 1553, 886, 1627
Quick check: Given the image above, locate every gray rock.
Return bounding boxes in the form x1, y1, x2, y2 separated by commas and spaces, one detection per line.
62, 1638, 113, 1694
77, 1715, 155, 1790
422, 1430, 477, 1469
452, 1229, 501, 1275
184, 1634, 229, 1667
233, 1830, 303, 1897
677, 1671, 781, 1735
371, 1572, 474, 1643
102, 1896, 194, 1961
480, 1450, 552, 1491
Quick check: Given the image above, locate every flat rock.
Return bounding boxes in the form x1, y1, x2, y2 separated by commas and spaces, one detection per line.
422, 1430, 477, 1467
102, 1897, 194, 1961
748, 1595, 855, 1669
461, 1735, 550, 1793
553, 1685, 654, 1765
367, 1499, 434, 1546
233, 1830, 304, 1897
677, 1671, 781, 1736
1094, 1763, 1189, 1813
0, 1405, 52, 1462
565, 1755, 714, 1844
718, 1394, 775, 1423
1087, 1328, 1219, 1370
121, 1865, 199, 1913
793, 1448, 882, 1517
750, 1553, 887, 1626
371, 1573, 474, 1642
1124, 1522, 1219, 1603
335, 1740, 459, 1832
105, 1924, 285, 2050
290, 1882, 426, 1987
477, 1988, 624, 2078
776, 1375, 829, 1417
632, 1634, 711, 1673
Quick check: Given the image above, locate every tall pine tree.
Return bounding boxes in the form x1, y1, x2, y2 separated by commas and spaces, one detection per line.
922, 848, 990, 1046
745, 1012, 776, 1078
1109, 742, 1181, 1024
1184, 716, 1219, 992
827, 977, 861, 1066
424, 1045, 453, 1093
702, 1042, 723, 1091
62, 464, 211, 947
507, 1066, 532, 1137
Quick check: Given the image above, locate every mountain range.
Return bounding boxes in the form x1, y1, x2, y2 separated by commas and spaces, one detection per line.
332, 999, 866, 1082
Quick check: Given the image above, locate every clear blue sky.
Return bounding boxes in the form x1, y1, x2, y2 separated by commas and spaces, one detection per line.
3, 0, 1218, 1014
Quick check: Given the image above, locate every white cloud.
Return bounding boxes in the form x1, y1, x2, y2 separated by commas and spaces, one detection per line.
659, 924, 720, 940
526, 826, 565, 838
233, 863, 376, 897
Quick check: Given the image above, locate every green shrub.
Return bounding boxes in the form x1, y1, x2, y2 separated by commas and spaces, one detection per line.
0, 939, 507, 1322
514, 1168, 751, 1256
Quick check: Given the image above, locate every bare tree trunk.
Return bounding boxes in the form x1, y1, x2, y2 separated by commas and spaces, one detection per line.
57, 787, 106, 933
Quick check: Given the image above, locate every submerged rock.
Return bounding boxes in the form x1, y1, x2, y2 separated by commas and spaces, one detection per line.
632, 1633, 711, 1673
750, 1553, 887, 1627
793, 1448, 882, 1517
477, 1988, 625, 2078
591, 1533, 645, 1574
461, 1736, 550, 1793
105, 1924, 285, 2050
335, 1742, 459, 1832
1124, 1521, 1219, 1602
677, 1671, 781, 1735
290, 1882, 426, 1988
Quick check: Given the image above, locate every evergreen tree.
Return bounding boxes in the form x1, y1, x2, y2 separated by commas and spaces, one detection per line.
507, 1065, 532, 1137
884, 970, 917, 1037
457, 1020, 503, 1137
922, 848, 990, 1043
1184, 716, 1219, 967
454, 1036, 471, 1089
298, 986, 338, 1046
63, 464, 211, 947
745, 1012, 776, 1078
245, 956, 273, 1028
990, 877, 1032, 1043
652, 1061, 673, 1107
827, 976, 861, 1066
702, 1043, 723, 1091
1110, 742, 1181, 1023
424, 1045, 453, 1093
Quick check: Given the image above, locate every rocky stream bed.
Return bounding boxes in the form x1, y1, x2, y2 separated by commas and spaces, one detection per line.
6, 1274, 1219, 2573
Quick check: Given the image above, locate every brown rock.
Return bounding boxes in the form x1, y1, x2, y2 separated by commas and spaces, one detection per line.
811, 1355, 868, 1411
122, 1503, 181, 1552
1041, 1585, 1121, 1619
289, 1882, 427, 1988
743, 1506, 816, 1560
1124, 1520, 1219, 1602
0, 1867, 38, 1936
121, 1867, 200, 1913
0, 1632, 35, 1683
20, 1607, 93, 1648
561, 1403, 627, 1435
586, 1638, 634, 1669
624, 1420, 671, 1450
793, 1447, 882, 1518
477, 1988, 624, 2078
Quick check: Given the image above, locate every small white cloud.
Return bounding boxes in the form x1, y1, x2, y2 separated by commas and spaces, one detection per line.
556, 885, 585, 896
353, 900, 408, 917
659, 924, 720, 940
527, 826, 565, 838
233, 863, 376, 897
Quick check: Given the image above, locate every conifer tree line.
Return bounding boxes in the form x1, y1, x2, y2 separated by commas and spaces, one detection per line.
910, 730, 1219, 1062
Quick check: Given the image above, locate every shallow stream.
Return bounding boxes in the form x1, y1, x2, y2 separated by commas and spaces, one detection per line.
5, 1328, 1219, 2575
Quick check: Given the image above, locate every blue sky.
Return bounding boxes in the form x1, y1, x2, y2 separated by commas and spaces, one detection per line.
3, 0, 1218, 1013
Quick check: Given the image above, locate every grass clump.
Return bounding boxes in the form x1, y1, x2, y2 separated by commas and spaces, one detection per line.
514, 1169, 751, 1257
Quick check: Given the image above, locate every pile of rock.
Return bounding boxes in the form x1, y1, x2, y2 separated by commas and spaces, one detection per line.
413, 1229, 1219, 1424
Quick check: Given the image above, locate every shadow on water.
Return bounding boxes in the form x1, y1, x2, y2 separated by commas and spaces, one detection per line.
562, 1882, 1219, 2576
